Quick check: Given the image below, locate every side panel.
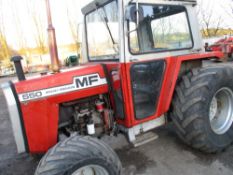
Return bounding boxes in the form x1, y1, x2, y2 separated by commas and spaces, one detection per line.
118, 52, 223, 128
14, 65, 109, 153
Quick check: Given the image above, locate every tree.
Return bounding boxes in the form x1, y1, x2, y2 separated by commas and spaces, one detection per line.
223, 0, 233, 18
221, 0, 233, 27
0, 0, 11, 63
26, 0, 48, 61
0, 33, 11, 61
9, 0, 30, 68
66, 1, 81, 58
197, 0, 223, 38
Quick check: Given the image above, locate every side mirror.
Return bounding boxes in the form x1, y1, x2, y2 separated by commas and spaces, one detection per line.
125, 3, 144, 27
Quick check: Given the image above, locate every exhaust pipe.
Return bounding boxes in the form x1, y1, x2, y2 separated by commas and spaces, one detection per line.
45, 0, 60, 73
11, 56, 26, 81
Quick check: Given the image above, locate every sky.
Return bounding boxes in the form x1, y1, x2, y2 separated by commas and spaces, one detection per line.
0, 0, 232, 50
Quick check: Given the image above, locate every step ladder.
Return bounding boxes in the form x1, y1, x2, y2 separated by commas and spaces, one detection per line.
132, 131, 159, 147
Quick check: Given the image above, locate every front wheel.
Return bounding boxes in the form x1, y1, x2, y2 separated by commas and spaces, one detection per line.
171, 66, 233, 153
35, 135, 122, 175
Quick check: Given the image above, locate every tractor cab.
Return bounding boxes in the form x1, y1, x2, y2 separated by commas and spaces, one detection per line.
81, 0, 202, 63
80, 0, 205, 141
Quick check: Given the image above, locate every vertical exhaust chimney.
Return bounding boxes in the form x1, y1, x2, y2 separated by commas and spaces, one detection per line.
45, 0, 60, 73
11, 56, 26, 81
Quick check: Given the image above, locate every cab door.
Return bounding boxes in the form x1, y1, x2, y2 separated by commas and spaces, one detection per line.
129, 60, 165, 119
123, 3, 194, 125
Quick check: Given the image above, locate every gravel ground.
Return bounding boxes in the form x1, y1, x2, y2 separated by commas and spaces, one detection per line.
0, 74, 233, 175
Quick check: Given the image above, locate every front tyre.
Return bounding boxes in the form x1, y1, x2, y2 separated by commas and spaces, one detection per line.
171, 66, 233, 153
35, 135, 122, 175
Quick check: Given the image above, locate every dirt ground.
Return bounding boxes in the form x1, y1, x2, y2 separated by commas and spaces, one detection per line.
1, 75, 233, 175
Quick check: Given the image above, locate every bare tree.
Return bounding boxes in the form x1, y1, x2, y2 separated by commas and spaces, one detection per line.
223, 0, 233, 18
11, 1, 26, 50
0, 0, 11, 63
0, 33, 11, 61
9, 0, 31, 68
26, 0, 48, 61
201, 11, 222, 37
220, 0, 233, 30
197, 0, 223, 38
66, 1, 81, 57
229, 0, 233, 17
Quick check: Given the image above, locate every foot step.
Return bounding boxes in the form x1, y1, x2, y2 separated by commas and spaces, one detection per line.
133, 132, 158, 147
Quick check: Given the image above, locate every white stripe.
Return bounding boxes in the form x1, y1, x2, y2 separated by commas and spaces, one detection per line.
18, 73, 107, 102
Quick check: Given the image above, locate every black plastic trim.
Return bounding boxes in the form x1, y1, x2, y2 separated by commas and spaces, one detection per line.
101, 64, 113, 92
110, 69, 126, 120
101, 65, 126, 119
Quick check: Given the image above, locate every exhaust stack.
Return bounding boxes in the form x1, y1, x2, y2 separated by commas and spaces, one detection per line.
11, 56, 26, 81
45, 0, 60, 73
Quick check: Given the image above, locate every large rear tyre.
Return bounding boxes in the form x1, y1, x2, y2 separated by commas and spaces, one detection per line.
171, 65, 233, 153
35, 135, 122, 175
229, 53, 233, 61
226, 53, 233, 62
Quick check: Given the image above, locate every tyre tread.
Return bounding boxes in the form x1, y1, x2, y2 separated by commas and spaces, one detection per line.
170, 65, 233, 153
35, 135, 122, 175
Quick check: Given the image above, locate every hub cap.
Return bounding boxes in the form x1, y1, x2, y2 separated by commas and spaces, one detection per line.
209, 87, 233, 135
71, 165, 109, 175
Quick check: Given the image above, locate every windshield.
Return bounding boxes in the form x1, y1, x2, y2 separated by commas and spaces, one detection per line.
86, 1, 119, 61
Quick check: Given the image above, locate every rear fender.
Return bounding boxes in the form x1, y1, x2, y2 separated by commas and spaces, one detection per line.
158, 51, 224, 116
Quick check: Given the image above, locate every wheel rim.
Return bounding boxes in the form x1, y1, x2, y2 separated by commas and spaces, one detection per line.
209, 87, 233, 135
71, 165, 109, 175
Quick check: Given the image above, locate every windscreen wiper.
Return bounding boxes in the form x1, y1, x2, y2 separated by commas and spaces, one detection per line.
96, 5, 118, 52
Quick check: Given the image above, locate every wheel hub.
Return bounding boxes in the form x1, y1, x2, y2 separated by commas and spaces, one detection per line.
209, 87, 233, 135
209, 97, 218, 121
72, 165, 109, 175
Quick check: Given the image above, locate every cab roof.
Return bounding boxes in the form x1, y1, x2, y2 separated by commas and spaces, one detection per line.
81, 0, 197, 15
81, 0, 110, 15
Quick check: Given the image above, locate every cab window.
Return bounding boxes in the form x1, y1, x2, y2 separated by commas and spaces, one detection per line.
129, 4, 193, 54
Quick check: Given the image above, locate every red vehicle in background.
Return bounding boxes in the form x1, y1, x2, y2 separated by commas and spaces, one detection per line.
207, 37, 233, 61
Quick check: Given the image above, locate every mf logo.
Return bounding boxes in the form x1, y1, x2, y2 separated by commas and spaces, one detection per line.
18, 73, 107, 102
75, 74, 104, 88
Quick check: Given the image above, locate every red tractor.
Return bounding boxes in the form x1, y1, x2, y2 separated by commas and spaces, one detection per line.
2, 0, 233, 174
207, 37, 233, 61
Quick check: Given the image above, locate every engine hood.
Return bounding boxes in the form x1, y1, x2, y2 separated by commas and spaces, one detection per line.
14, 64, 108, 103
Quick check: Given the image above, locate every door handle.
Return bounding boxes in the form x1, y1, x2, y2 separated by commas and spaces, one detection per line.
130, 59, 139, 62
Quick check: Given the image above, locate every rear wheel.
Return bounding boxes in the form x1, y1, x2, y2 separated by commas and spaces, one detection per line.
171, 65, 233, 153
209, 87, 233, 135
227, 53, 233, 61
231, 53, 233, 61
35, 135, 122, 175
